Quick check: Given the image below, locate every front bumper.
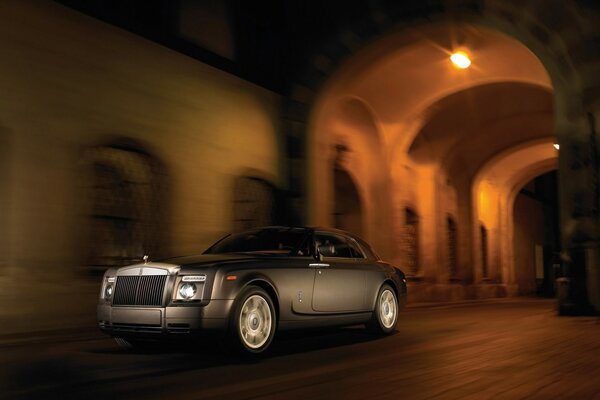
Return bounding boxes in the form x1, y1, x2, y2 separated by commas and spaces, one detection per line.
97, 299, 234, 337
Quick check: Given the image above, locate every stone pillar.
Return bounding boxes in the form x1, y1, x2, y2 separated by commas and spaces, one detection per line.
557, 112, 598, 314
587, 243, 600, 311
583, 112, 600, 312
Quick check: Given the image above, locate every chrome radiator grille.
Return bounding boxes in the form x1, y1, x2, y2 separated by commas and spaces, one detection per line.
113, 275, 167, 306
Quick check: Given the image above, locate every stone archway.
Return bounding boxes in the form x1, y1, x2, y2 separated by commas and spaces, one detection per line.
333, 168, 363, 237
473, 139, 558, 291
311, 96, 392, 256
288, 1, 600, 303
512, 170, 560, 297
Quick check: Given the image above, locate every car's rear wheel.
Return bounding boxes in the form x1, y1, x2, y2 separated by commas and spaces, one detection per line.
231, 286, 276, 354
367, 284, 398, 334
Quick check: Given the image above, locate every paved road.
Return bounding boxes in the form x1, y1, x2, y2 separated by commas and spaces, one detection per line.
2, 298, 600, 399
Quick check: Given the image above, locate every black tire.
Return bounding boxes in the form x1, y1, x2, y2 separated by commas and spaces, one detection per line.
367, 284, 399, 334
231, 286, 276, 354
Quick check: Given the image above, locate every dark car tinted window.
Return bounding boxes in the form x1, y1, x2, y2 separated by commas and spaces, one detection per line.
204, 227, 309, 255
315, 233, 360, 258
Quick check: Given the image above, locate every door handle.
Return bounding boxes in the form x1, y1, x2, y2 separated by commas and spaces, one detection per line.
309, 263, 330, 268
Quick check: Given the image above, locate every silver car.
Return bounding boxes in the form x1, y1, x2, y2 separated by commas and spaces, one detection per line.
98, 226, 407, 353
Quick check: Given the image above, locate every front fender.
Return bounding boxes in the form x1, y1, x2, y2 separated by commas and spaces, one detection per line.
212, 270, 279, 302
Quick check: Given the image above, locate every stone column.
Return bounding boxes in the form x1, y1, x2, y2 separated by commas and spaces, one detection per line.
583, 112, 600, 312
557, 112, 598, 314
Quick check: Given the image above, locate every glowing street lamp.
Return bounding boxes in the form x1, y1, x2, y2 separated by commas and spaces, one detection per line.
450, 51, 471, 69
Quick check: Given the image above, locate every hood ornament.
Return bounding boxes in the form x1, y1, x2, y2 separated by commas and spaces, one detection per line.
143, 255, 149, 264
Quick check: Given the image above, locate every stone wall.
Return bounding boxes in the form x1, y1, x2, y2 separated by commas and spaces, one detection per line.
0, 1, 282, 333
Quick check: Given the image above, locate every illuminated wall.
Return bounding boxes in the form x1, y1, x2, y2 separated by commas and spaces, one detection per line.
0, 1, 282, 332
308, 22, 558, 301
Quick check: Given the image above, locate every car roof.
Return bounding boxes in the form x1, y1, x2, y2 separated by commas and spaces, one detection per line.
249, 225, 359, 237
249, 225, 370, 248
224, 226, 381, 260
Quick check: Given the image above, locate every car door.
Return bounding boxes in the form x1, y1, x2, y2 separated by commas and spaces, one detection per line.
311, 232, 369, 313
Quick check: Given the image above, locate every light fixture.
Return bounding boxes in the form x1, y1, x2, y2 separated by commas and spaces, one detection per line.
450, 51, 471, 69
553, 143, 560, 150
179, 282, 197, 299
104, 284, 114, 299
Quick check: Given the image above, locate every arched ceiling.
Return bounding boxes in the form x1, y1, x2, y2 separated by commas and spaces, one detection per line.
474, 139, 558, 226
320, 21, 552, 130
312, 20, 555, 196
408, 82, 553, 183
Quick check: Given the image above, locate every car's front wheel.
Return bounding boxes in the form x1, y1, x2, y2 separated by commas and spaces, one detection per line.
231, 286, 276, 354
367, 284, 398, 334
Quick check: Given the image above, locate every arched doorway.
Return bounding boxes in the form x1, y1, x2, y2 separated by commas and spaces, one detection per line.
513, 171, 560, 297
233, 176, 279, 232
473, 139, 558, 294
82, 141, 169, 275
333, 167, 363, 237
310, 96, 392, 256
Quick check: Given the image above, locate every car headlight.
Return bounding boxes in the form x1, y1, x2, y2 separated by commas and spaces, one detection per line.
104, 283, 114, 299
179, 282, 197, 300
101, 275, 115, 300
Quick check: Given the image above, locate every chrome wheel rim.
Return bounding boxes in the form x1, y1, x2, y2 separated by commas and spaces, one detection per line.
379, 289, 397, 329
239, 294, 272, 349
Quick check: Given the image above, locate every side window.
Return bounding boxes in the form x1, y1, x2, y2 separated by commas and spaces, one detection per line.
295, 235, 312, 257
315, 233, 353, 258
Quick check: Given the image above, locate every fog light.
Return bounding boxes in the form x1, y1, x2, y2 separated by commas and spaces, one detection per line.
179, 282, 197, 300
104, 284, 114, 299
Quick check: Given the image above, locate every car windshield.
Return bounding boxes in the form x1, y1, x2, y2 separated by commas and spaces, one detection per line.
204, 227, 310, 256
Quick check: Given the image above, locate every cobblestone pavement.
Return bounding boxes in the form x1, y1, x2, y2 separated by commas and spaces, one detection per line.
2, 298, 600, 399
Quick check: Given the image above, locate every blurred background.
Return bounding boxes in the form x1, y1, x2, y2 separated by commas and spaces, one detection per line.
1, 0, 600, 339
